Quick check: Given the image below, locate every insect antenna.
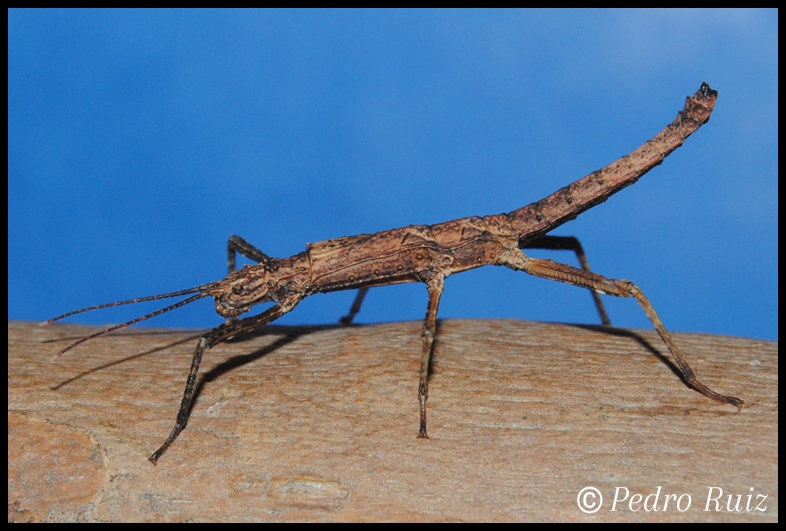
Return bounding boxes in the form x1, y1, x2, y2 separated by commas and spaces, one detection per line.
42, 285, 214, 357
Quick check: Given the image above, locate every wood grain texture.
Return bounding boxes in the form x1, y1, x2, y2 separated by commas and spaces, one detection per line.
8, 320, 777, 522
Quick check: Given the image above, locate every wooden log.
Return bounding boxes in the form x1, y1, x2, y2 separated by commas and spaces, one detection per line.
8, 320, 777, 522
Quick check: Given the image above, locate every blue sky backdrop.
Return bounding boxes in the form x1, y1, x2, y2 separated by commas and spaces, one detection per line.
9, 9, 777, 342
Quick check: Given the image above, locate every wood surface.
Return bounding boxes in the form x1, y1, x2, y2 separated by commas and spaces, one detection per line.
8, 319, 777, 522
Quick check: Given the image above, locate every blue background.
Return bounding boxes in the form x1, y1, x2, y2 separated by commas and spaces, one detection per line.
9, 9, 777, 341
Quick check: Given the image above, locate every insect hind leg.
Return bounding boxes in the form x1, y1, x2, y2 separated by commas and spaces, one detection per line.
522, 235, 611, 326
500, 248, 742, 409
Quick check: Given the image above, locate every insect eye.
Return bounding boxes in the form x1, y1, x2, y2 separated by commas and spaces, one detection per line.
232, 285, 243, 294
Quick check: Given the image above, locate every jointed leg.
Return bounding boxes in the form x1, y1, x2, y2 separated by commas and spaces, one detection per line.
341, 236, 609, 327
501, 249, 742, 408
227, 234, 273, 273
522, 235, 611, 326
149, 304, 289, 464
340, 287, 369, 325
418, 275, 445, 438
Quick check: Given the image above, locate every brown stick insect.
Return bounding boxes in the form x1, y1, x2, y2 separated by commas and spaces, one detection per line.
45, 82, 742, 464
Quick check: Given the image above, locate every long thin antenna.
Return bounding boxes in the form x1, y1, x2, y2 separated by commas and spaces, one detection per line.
43, 285, 213, 357
43, 286, 208, 324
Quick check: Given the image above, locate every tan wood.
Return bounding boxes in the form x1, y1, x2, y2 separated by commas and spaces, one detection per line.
8, 320, 777, 522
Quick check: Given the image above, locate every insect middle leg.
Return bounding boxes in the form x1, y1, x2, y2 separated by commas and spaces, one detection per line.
339, 235, 611, 326
500, 248, 743, 408
339, 287, 369, 325
418, 274, 444, 439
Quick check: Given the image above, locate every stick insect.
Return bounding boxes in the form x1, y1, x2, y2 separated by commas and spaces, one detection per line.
46, 82, 742, 464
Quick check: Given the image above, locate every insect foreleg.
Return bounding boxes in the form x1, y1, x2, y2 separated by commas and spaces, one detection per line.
499, 249, 743, 409
227, 234, 273, 273
149, 303, 290, 464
